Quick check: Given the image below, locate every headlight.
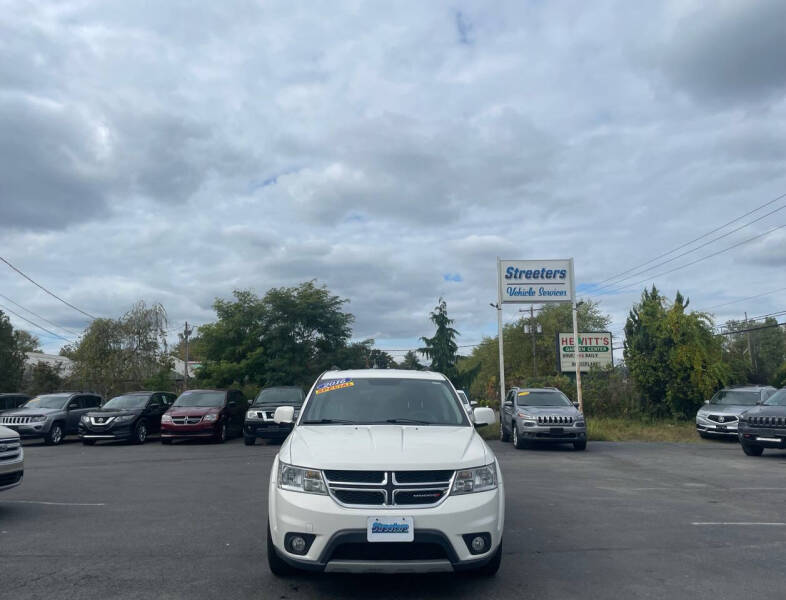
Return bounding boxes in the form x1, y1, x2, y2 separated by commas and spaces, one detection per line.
203, 414, 218, 422
575, 420, 585, 427
246, 410, 259, 420
31, 415, 47, 422
516, 412, 535, 419
115, 415, 134, 424
80, 415, 89, 422
278, 462, 327, 495
161, 414, 173, 423
451, 464, 497, 495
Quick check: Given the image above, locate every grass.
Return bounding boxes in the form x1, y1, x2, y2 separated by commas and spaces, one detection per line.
479, 417, 699, 443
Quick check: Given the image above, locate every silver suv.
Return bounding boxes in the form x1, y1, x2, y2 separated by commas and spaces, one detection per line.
0, 392, 102, 445
696, 385, 777, 439
0, 425, 23, 491
500, 387, 587, 451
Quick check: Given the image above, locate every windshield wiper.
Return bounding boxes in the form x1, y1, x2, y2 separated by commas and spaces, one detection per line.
382, 418, 432, 425
301, 418, 355, 425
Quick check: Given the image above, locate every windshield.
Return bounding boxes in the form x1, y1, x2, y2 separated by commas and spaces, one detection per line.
709, 390, 760, 406
516, 391, 573, 407
103, 395, 150, 410
23, 395, 69, 409
173, 391, 226, 408
252, 388, 303, 406
764, 390, 786, 407
300, 377, 468, 426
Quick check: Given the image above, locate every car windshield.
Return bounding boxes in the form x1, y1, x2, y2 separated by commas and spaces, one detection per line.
709, 390, 760, 406
764, 390, 786, 406
300, 377, 468, 426
516, 391, 573, 407
103, 395, 149, 410
173, 391, 225, 407
23, 395, 69, 409
252, 388, 303, 406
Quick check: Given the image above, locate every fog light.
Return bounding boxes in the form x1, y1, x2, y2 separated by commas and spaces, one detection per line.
462, 532, 491, 555
471, 536, 487, 553
290, 536, 306, 554
284, 532, 314, 555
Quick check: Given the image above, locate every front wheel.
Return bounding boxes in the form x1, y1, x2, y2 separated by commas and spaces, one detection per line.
573, 440, 587, 451
133, 421, 148, 445
214, 422, 227, 444
45, 423, 65, 445
472, 542, 502, 576
244, 436, 256, 446
267, 523, 296, 576
499, 422, 510, 443
742, 443, 764, 456
513, 426, 527, 449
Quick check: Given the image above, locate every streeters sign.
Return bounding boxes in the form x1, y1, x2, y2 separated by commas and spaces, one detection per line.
558, 332, 613, 373
498, 259, 573, 303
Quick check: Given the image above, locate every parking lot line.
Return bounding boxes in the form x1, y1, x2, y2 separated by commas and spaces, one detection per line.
0, 500, 106, 507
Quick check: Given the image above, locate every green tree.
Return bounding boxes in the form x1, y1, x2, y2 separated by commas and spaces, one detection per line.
14, 330, 41, 354
400, 350, 424, 370
419, 298, 459, 379
23, 361, 64, 396
0, 311, 25, 391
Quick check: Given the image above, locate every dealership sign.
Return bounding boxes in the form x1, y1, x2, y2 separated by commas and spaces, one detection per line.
498, 259, 573, 304
557, 332, 613, 372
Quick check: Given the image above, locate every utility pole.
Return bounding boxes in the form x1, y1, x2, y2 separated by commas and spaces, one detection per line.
744, 312, 756, 375
183, 321, 193, 390
530, 305, 537, 378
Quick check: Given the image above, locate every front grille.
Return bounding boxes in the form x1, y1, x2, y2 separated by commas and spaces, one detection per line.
171, 416, 203, 425
748, 416, 786, 428
708, 414, 738, 424
329, 542, 447, 561
536, 415, 574, 425
323, 470, 454, 508
0, 416, 36, 425
0, 438, 21, 461
0, 471, 22, 486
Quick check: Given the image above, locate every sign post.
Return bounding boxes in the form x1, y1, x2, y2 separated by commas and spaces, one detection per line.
496, 257, 583, 412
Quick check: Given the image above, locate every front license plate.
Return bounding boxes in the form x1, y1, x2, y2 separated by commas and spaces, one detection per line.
757, 437, 781, 443
716, 425, 727, 431
367, 516, 414, 543
550, 427, 564, 434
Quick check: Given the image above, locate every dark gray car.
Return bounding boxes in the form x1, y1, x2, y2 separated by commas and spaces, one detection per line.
0, 392, 102, 445
500, 387, 587, 451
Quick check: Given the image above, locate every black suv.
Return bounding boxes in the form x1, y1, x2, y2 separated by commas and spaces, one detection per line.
79, 391, 176, 445
738, 388, 786, 456
0, 393, 30, 413
243, 386, 305, 445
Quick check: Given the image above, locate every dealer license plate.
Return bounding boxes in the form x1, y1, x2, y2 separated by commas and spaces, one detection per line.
367, 516, 414, 543
716, 425, 727, 431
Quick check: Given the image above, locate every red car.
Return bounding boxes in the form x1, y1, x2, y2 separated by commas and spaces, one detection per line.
160, 389, 247, 444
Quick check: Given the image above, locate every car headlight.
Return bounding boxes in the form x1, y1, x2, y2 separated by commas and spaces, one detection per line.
516, 412, 535, 419
203, 414, 218, 422
278, 462, 327, 495
451, 464, 497, 495
575, 420, 585, 427
246, 410, 259, 420
31, 415, 47, 422
115, 415, 134, 424
161, 414, 173, 423
80, 415, 89, 422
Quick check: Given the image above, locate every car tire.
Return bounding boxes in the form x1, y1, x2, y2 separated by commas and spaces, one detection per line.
267, 523, 296, 576
573, 440, 587, 451
244, 436, 256, 446
472, 541, 502, 576
513, 425, 527, 449
698, 431, 709, 439
742, 443, 764, 456
161, 438, 173, 445
133, 421, 147, 445
45, 422, 65, 445
81, 439, 96, 446
500, 422, 510, 443
215, 422, 227, 444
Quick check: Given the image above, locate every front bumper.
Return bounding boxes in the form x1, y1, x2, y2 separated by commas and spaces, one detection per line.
245, 420, 292, 439
1, 422, 50, 439
739, 427, 786, 448
696, 417, 738, 436
518, 422, 586, 443
160, 422, 219, 439
268, 458, 505, 572
0, 447, 24, 491
78, 423, 134, 440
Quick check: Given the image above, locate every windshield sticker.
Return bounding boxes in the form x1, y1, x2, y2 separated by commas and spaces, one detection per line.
518, 391, 530, 396
315, 379, 354, 395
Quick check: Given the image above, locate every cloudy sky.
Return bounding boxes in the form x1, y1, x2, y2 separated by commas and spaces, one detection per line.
2, 0, 785, 359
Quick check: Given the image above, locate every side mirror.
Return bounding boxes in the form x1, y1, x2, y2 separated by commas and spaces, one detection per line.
67, 403, 79, 411
573, 402, 580, 409
472, 407, 496, 428
704, 400, 710, 404
504, 400, 513, 407
228, 400, 237, 408
274, 405, 295, 424
470, 401, 478, 408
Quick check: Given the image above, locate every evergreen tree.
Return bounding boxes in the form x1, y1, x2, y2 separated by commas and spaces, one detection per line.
419, 298, 459, 379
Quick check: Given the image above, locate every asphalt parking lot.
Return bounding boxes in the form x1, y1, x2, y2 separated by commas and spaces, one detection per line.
3, 436, 786, 599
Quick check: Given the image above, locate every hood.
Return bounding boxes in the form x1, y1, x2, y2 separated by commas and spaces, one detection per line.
0, 425, 20, 439
697, 404, 756, 417
165, 406, 222, 417
86, 407, 142, 418
742, 405, 786, 418
280, 425, 491, 471
515, 405, 581, 416
1, 406, 63, 417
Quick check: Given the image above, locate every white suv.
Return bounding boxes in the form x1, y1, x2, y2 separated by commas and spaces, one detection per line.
267, 369, 504, 576
0, 424, 24, 491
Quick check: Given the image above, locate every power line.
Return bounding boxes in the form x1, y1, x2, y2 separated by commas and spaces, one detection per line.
0, 302, 75, 343
702, 286, 786, 311
594, 222, 786, 297
716, 321, 785, 336
0, 255, 97, 320
593, 201, 786, 292
0, 293, 81, 336
594, 191, 786, 287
